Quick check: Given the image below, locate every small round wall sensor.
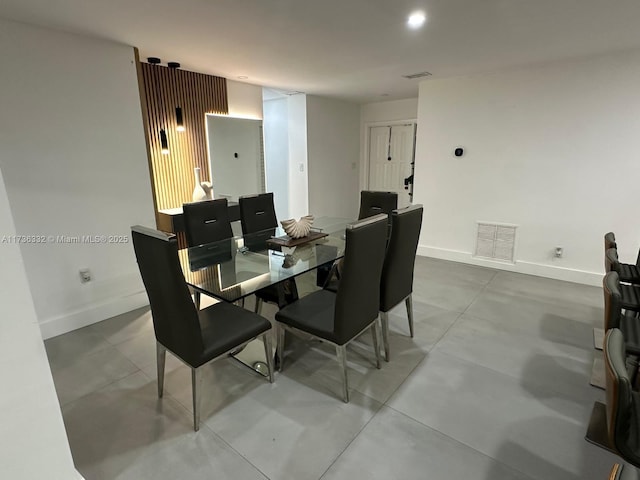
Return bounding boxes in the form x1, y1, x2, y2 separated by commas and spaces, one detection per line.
454, 148, 464, 157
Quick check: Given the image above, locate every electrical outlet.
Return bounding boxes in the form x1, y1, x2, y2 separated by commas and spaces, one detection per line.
554, 247, 563, 258
79, 268, 91, 283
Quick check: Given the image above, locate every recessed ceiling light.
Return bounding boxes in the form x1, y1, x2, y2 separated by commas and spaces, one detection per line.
237, 75, 248, 80
407, 11, 426, 29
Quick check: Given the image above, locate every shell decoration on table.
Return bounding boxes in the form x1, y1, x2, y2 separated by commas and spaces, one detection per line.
280, 215, 314, 239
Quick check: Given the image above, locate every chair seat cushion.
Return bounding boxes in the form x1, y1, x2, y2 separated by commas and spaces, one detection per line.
620, 263, 640, 285
621, 310, 640, 355
275, 289, 339, 344
621, 283, 640, 312
197, 302, 271, 367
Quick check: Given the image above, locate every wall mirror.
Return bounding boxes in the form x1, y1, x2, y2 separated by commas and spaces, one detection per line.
206, 115, 266, 202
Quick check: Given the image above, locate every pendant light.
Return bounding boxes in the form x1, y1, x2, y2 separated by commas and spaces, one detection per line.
160, 129, 169, 155
147, 57, 170, 155
168, 62, 185, 132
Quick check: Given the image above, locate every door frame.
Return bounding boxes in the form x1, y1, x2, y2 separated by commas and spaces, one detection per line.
361, 118, 418, 196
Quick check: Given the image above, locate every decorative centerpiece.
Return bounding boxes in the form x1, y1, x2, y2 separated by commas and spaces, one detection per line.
280, 215, 314, 239
192, 167, 214, 202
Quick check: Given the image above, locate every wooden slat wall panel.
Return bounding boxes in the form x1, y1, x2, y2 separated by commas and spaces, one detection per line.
139, 62, 228, 218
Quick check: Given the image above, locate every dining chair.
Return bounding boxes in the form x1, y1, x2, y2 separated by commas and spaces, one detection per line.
275, 213, 388, 402
358, 190, 398, 220
605, 232, 618, 251
606, 248, 640, 286
183, 198, 233, 247
603, 328, 640, 467
183, 198, 234, 309
603, 271, 640, 376
131, 225, 273, 431
239, 192, 278, 233
603, 268, 640, 313
379, 204, 424, 361
239, 192, 297, 312
319, 190, 398, 290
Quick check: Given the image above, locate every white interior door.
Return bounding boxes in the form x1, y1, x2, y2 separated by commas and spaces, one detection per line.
368, 124, 415, 208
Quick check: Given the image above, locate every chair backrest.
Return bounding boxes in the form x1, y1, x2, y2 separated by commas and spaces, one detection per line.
604, 328, 640, 467
333, 214, 388, 344
239, 193, 278, 234
131, 226, 203, 365
380, 205, 424, 312
606, 248, 621, 274
183, 198, 233, 247
358, 191, 398, 220
605, 232, 618, 251
603, 272, 623, 331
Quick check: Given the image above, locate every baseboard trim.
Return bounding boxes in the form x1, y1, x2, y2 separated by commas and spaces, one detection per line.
417, 245, 602, 286
38, 291, 150, 340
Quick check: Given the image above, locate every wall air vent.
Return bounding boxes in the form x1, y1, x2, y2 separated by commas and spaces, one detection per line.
474, 222, 517, 263
402, 71, 432, 79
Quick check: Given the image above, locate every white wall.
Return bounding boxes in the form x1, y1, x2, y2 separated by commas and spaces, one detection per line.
287, 94, 310, 219
263, 97, 291, 220
0, 19, 155, 338
361, 98, 418, 124
307, 95, 361, 219
414, 51, 640, 285
0, 167, 79, 479
227, 80, 264, 119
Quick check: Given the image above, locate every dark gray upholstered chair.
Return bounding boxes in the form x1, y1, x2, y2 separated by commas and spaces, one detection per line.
604, 328, 640, 468
320, 190, 398, 290
239, 192, 297, 312
183, 198, 234, 309
606, 248, 640, 286
358, 190, 398, 220
379, 205, 423, 361
603, 267, 640, 313
239, 192, 278, 234
275, 214, 388, 402
183, 198, 233, 247
604, 272, 640, 356
131, 225, 273, 431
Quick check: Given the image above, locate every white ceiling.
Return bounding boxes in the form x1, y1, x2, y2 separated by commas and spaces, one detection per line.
2, 0, 640, 103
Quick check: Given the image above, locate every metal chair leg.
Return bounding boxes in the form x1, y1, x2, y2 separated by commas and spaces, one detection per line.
405, 294, 414, 338
263, 332, 275, 383
194, 291, 201, 310
276, 324, 285, 372
380, 312, 390, 362
336, 345, 349, 403
191, 367, 203, 431
255, 297, 263, 315
156, 343, 166, 398
371, 320, 381, 369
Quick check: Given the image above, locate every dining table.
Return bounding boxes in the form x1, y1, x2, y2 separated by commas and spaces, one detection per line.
177, 216, 351, 375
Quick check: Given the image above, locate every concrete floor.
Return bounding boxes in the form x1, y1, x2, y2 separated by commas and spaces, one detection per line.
45, 256, 622, 480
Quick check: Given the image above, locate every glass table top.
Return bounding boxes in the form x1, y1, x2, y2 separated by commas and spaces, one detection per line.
178, 217, 351, 302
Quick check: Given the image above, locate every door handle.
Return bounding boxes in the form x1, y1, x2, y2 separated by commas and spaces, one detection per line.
403, 174, 414, 190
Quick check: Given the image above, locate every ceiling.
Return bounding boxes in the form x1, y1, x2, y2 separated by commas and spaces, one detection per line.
2, 0, 640, 103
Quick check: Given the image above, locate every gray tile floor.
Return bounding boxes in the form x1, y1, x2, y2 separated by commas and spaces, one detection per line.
45, 257, 623, 480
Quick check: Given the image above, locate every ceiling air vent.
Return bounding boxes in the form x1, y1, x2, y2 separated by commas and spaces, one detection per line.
402, 71, 432, 79
474, 222, 517, 263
